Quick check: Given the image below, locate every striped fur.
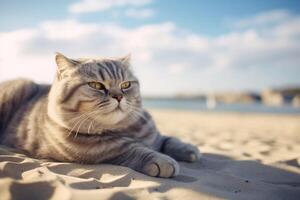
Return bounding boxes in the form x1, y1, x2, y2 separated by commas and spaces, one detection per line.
0, 53, 201, 178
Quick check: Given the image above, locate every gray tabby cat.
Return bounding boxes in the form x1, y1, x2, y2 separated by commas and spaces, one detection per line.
0, 53, 200, 178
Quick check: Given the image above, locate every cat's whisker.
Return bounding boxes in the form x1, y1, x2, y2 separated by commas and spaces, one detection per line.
127, 111, 143, 123
74, 115, 91, 138
67, 114, 87, 137
62, 101, 108, 130
73, 108, 101, 137
87, 119, 94, 135
66, 108, 99, 137
125, 102, 146, 121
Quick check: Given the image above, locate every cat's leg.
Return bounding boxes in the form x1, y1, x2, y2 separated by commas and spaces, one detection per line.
108, 143, 180, 178
160, 136, 201, 162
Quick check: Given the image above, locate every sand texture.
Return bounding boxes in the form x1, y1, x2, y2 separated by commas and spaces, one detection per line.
1, 109, 300, 200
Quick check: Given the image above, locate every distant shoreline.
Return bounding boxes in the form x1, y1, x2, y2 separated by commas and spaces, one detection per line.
143, 98, 300, 115
143, 87, 300, 108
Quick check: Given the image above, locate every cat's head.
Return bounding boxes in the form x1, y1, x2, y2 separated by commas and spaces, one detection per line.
48, 53, 142, 133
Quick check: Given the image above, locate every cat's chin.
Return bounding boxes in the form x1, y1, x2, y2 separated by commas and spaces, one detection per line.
112, 105, 125, 113
98, 109, 128, 126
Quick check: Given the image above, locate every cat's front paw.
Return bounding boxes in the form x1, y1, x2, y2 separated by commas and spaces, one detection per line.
142, 154, 179, 178
163, 138, 201, 163
179, 143, 201, 162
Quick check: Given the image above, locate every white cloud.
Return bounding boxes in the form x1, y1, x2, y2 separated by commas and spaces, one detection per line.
0, 29, 56, 83
1, 10, 300, 95
274, 17, 300, 37
39, 20, 101, 40
168, 63, 187, 74
124, 8, 154, 19
233, 9, 291, 28
69, 0, 153, 14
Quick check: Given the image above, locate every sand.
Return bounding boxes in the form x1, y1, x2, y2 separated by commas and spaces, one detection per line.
1, 109, 300, 200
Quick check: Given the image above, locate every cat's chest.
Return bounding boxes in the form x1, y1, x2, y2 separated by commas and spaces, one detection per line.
102, 119, 157, 145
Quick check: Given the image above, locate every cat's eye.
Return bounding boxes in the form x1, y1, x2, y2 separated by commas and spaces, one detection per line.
120, 81, 131, 89
88, 82, 105, 90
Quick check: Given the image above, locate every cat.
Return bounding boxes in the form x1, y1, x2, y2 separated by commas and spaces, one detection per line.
0, 53, 201, 178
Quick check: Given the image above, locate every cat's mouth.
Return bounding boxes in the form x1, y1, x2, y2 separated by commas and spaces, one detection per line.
112, 104, 124, 112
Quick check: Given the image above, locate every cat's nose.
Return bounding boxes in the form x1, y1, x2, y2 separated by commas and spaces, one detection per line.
111, 94, 123, 102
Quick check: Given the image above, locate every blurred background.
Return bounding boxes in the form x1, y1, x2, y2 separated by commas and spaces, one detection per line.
1, 0, 300, 114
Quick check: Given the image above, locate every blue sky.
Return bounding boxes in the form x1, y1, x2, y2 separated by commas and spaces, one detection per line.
2, 0, 300, 35
1, 0, 300, 96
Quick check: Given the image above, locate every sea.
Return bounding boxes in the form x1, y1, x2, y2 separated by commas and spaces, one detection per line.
143, 98, 300, 115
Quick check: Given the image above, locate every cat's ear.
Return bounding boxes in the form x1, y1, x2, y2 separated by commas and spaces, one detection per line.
119, 54, 131, 69
55, 52, 78, 76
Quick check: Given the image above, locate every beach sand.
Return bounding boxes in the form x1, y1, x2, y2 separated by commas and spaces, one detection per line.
1, 109, 300, 200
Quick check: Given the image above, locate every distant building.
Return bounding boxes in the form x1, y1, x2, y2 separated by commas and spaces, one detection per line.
292, 95, 300, 107
261, 88, 300, 106
261, 89, 284, 106
213, 92, 260, 104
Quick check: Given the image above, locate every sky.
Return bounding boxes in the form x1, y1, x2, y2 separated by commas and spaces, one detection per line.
1, 0, 300, 96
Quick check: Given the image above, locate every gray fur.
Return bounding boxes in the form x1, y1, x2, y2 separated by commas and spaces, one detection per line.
0, 53, 201, 178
